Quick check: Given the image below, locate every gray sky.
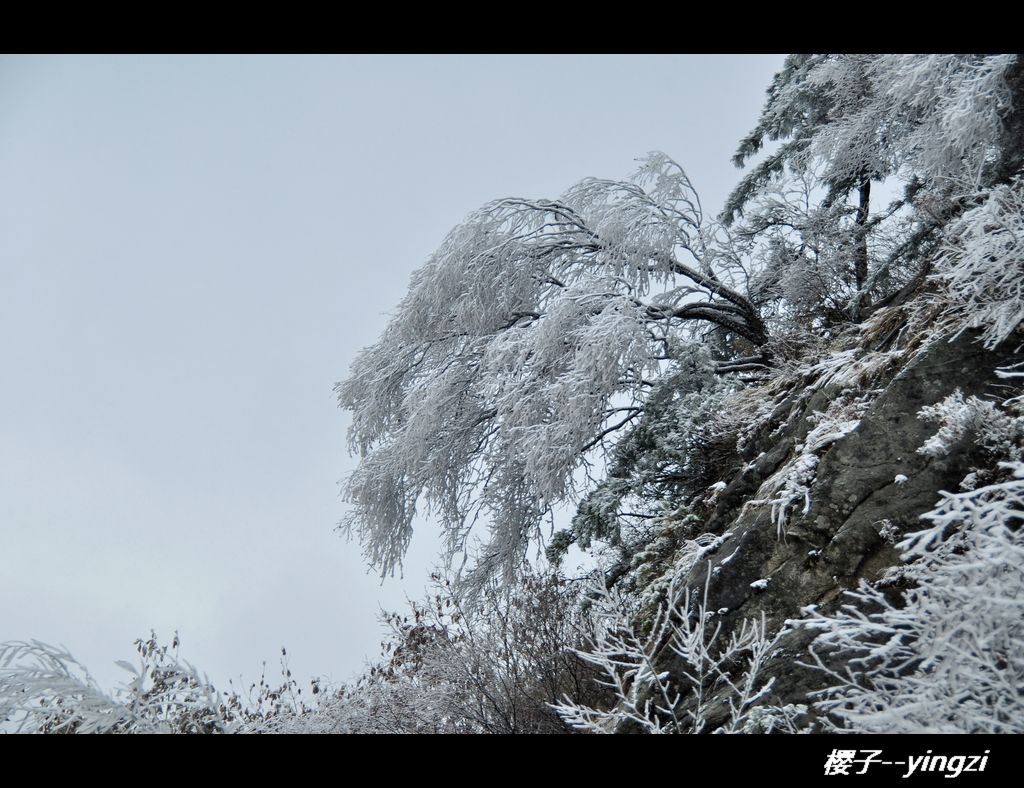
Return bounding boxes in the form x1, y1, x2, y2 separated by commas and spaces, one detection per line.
0, 54, 785, 693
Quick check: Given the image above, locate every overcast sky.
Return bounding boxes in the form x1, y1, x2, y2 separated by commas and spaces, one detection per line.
0, 54, 785, 693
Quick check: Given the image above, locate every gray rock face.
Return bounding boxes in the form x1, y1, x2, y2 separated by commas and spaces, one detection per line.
654, 328, 1022, 727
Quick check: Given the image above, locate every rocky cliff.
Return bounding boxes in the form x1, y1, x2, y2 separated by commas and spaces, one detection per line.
623, 317, 1024, 732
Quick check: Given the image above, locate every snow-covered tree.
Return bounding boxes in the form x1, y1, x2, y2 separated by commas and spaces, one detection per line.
724, 54, 1021, 325
337, 153, 766, 590
8, 52, 1024, 737
727, 54, 1019, 219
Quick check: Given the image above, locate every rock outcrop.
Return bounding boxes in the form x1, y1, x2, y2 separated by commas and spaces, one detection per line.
648, 326, 1023, 729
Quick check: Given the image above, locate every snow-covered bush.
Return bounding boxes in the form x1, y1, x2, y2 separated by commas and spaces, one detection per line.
797, 462, 1024, 733
553, 567, 776, 734
919, 388, 1024, 463
0, 632, 318, 734
315, 572, 613, 734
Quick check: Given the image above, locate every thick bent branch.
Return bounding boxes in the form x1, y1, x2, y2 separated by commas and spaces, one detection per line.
714, 356, 772, 374
643, 301, 767, 348
644, 252, 767, 346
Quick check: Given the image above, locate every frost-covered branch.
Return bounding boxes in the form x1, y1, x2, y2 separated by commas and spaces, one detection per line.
932, 177, 1024, 349
552, 566, 776, 734
0, 633, 327, 734
0, 634, 238, 733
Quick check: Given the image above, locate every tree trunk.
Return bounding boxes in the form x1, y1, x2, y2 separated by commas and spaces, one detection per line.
850, 176, 871, 320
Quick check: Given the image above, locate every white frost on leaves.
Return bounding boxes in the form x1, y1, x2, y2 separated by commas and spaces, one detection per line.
805, 412, 861, 453
740, 703, 809, 734
804, 349, 859, 390
873, 55, 1016, 187
0, 638, 244, 734
932, 177, 1024, 349
804, 54, 1016, 192
918, 389, 1024, 462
